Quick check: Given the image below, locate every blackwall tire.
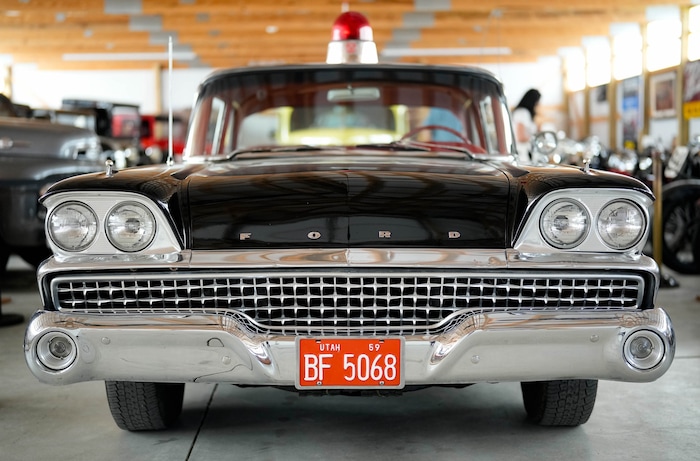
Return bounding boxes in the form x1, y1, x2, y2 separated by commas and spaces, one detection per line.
105, 381, 185, 431
521, 379, 598, 426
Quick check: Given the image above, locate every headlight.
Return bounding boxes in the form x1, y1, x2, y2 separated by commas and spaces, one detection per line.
597, 200, 645, 249
540, 199, 590, 249
106, 202, 156, 252
48, 202, 98, 251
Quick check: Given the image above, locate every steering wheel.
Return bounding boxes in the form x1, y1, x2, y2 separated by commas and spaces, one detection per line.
399, 124, 470, 144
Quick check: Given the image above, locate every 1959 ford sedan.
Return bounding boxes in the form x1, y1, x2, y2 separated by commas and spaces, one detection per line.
24, 12, 674, 431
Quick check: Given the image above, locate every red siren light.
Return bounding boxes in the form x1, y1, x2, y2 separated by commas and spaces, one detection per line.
326, 11, 378, 64
331, 11, 373, 41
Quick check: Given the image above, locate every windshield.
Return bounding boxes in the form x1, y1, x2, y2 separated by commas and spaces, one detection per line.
185, 65, 515, 159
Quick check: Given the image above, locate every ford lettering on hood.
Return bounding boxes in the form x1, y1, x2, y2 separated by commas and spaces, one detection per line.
185, 157, 511, 249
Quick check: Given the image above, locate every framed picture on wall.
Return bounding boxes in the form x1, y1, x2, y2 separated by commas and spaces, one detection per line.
650, 72, 676, 118
619, 76, 641, 147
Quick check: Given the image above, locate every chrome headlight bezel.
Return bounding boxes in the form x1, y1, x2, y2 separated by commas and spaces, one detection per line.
47, 201, 99, 252
42, 192, 182, 261
514, 188, 653, 255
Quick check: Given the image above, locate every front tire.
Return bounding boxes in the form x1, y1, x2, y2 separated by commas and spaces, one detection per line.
521, 379, 598, 426
105, 381, 184, 431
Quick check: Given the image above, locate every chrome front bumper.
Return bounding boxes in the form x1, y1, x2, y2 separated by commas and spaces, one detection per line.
24, 307, 675, 386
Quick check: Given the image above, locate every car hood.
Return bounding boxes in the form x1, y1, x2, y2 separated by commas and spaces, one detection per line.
184, 157, 512, 249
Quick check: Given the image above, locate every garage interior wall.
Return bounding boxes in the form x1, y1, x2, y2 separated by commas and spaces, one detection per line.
9, 58, 565, 128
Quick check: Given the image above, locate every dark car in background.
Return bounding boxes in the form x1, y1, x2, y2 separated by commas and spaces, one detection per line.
60, 99, 155, 166
33, 107, 133, 168
24, 12, 675, 432
0, 115, 103, 269
1, 94, 33, 118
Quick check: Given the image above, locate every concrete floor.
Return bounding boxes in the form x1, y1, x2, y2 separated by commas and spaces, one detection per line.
1, 256, 698, 461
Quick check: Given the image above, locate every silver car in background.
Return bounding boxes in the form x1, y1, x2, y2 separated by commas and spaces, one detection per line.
0, 114, 103, 269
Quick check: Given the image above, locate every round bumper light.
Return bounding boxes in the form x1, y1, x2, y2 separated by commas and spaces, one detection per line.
624, 330, 665, 370
36, 332, 77, 371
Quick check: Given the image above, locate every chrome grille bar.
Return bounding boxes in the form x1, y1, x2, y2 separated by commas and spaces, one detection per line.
52, 271, 645, 335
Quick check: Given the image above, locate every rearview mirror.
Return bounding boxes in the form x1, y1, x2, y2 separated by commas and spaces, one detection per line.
327, 87, 380, 102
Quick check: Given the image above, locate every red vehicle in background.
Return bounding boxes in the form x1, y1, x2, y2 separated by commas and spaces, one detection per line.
140, 113, 187, 163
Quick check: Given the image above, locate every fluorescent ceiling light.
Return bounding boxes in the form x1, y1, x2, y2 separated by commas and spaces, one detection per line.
129, 15, 162, 32
402, 12, 435, 28
63, 52, 197, 61
414, 0, 450, 11
381, 47, 511, 57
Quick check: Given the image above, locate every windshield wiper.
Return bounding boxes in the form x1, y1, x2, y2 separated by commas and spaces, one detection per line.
228, 145, 326, 159
404, 139, 476, 159
357, 140, 475, 159
354, 142, 432, 152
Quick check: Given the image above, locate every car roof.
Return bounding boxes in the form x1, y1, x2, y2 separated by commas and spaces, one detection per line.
199, 62, 503, 89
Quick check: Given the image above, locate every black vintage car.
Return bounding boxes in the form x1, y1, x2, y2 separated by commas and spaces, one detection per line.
24, 12, 674, 431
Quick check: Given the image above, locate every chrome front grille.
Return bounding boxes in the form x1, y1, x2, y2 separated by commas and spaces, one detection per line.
52, 271, 645, 335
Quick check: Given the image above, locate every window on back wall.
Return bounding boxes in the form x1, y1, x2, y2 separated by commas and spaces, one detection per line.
563, 51, 586, 92
688, 6, 700, 62
647, 19, 681, 72
613, 31, 642, 81
585, 39, 611, 87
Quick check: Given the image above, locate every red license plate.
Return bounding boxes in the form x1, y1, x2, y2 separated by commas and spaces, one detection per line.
296, 338, 404, 389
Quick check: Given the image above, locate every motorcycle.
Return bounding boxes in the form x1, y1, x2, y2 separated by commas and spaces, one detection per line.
659, 136, 700, 274
536, 132, 610, 168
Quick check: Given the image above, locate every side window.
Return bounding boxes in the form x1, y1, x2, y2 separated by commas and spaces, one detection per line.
187, 95, 235, 158
477, 94, 513, 155
208, 97, 230, 155
480, 96, 499, 152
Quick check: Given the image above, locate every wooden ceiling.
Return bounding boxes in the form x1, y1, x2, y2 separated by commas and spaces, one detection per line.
0, 0, 694, 70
